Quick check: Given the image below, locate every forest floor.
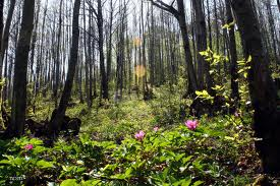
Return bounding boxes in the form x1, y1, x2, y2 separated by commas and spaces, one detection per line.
0, 93, 271, 185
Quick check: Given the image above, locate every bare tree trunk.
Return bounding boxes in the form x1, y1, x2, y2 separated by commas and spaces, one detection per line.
265, 0, 279, 63
53, 0, 63, 107
6, 0, 35, 137
225, 0, 239, 110
78, 54, 84, 103
50, 0, 81, 137
96, 0, 108, 100
0, 0, 3, 65
191, 0, 211, 91
206, 0, 212, 50
29, 1, 41, 84
213, 0, 219, 53
87, 5, 93, 106
83, 0, 90, 107
106, 0, 113, 82
231, 0, 280, 173
0, 0, 16, 77
176, 0, 198, 94
35, 0, 48, 97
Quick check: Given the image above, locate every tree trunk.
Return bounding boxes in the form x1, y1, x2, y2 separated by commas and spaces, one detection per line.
225, 0, 239, 110
1, 0, 16, 77
50, 0, 81, 137
231, 0, 280, 173
206, 0, 212, 50
97, 0, 108, 100
0, 0, 3, 63
191, 0, 212, 91
213, 0, 219, 53
53, 0, 63, 107
106, 0, 113, 82
176, 0, 198, 94
265, 0, 279, 63
6, 0, 35, 137
29, 1, 41, 84
87, 7, 93, 106
35, 0, 48, 97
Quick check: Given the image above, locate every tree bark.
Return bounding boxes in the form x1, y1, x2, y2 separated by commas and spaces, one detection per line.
225, 0, 239, 109
53, 0, 63, 106
206, 0, 212, 50
1, 0, 16, 77
50, 0, 81, 137
0, 0, 3, 63
6, 0, 35, 137
97, 0, 108, 100
176, 0, 198, 94
231, 0, 280, 173
191, 0, 213, 91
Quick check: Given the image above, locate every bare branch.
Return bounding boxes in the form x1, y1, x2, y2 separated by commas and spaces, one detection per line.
148, 0, 179, 18
86, 0, 98, 17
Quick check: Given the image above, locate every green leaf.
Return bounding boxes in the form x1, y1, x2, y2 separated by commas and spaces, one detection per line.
199, 51, 208, 56
60, 179, 78, 186
183, 155, 193, 164
81, 180, 101, 186
33, 146, 46, 154
193, 180, 204, 186
247, 55, 252, 62
36, 160, 54, 169
175, 153, 185, 162
182, 178, 192, 186
225, 136, 235, 141
0, 159, 10, 164
124, 167, 133, 178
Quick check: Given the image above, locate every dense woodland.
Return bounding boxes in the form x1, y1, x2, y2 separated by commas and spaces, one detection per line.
0, 0, 280, 185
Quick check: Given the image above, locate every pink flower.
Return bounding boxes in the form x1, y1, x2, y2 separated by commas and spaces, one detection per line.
24, 144, 33, 151
135, 130, 145, 141
153, 127, 159, 132
185, 120, 199, 131
234, 111, 240, 117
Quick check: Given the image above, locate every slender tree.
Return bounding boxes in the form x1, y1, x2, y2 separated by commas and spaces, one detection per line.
6, 0, 35, 137
0, 0, 16, 76
0, 0, 3, 63
277, 0, 280, 13
225, 0, 239, 109
50, 0, 81, 137
150, 0, 198, 94
191, 0, 213, 91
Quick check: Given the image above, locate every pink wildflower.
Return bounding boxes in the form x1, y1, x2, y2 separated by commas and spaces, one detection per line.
135, 130, 145, 141
234, 111, 240, 117
153, 127, 159, 132
185, 120, 199, 131
24, 144, 33, 151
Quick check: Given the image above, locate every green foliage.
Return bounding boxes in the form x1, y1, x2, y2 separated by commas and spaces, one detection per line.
222, 21, 236, 31
0, 113, 256, 185
0, 137, 54, 185
195, 90, 214, 103
237, 56, 252, 79
199, 48, 229, 80
149, 78, 191, 126
1, 85, 258, 185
